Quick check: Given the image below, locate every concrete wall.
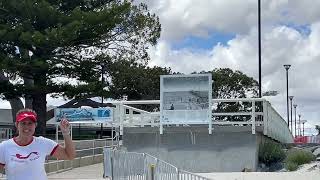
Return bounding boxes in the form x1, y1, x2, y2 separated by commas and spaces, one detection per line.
45, 154, 103, 174
123, 126, 266, 173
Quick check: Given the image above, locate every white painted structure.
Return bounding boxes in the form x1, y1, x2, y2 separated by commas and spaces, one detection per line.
105, 98, 293, 143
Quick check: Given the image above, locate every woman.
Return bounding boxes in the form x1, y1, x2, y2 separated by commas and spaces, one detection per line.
0, 108, 76, 180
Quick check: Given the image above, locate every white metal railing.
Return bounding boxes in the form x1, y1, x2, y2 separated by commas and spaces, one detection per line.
0, 128, 13, 141
263, 101, 293, 143
107, 98, 293, 143
104, 148, 211, 180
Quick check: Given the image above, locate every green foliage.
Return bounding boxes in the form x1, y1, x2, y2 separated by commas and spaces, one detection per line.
258, 141, 286, 166
0, 0, 161, 134
1, 0, 161, 98
211, 68, 258, 99
199, 68, 259, 121
106, 59, 171, 100
285, 149, 316, 171
285, 161, 299, 171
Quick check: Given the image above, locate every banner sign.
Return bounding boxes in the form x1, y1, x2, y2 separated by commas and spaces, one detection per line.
160, 74, 212, 124
54, 108, 113, 122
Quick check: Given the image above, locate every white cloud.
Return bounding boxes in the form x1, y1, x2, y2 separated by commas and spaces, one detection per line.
286, 0, 320, 24
147, 19, 320, 134
139, 0, 301, 41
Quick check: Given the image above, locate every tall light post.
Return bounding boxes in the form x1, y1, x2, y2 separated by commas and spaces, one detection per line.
298, 114, 301, 136
258, 0, 262, 98
301, 120, 307, 136
284, 64, 291, 127
289, 96, 294, 133
293, 104, 297, 137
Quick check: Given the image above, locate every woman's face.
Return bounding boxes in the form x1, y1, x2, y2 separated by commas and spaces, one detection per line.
16, 118, 36, 137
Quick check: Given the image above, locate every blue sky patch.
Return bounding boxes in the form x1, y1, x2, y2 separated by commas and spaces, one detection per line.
283, 23, 311, 36
171, 32, 235, 50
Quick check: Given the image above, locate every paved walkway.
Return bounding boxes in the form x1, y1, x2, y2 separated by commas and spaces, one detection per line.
199, 172, 320, 180
48, 163, 107, 180
47, 162, 320, 180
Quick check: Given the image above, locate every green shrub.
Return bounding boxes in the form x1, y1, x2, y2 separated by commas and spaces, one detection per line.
285, 149, 316, 171
285, 161, 299, 171
259, 141, 286, 165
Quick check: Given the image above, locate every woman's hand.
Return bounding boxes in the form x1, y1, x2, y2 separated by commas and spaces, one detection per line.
60, 118, 70, 135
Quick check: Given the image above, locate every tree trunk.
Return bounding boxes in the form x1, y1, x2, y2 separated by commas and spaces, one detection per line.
33, 92, 47, 136
8, 97, 24, 136
0, 70, 24, 122
32, 74, 47, 136
1, 70, 24, 136
8, 98, 24, 122
24, 77, 34, 109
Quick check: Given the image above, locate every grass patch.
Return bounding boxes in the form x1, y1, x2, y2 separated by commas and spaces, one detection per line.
285, 149, 316, 171
259, 141, 286, 166
285, 161, 299, 171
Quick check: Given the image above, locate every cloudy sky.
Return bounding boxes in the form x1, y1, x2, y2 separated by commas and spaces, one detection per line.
1, 0, 320, 135
142, 0, 320, 135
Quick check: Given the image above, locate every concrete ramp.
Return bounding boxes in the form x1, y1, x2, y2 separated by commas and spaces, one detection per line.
123, 126, 265, 172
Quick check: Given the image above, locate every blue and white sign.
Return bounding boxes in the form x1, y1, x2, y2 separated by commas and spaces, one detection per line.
54, 108, 113, 122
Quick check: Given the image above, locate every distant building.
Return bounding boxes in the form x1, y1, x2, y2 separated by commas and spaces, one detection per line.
0, 109, 13, 127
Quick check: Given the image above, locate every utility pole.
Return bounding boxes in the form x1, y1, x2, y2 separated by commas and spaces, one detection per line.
284, 65, 291, 127
293, 104, 297, 137
289, 96, 294, 133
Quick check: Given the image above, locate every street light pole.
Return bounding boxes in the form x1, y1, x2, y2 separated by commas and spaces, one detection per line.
298, 114, 301, 136
293, 104, 297, 137
289, 96, 294, 133
301, 120, 307, 136
258, 0, 262, 98
284, 65, 291, 127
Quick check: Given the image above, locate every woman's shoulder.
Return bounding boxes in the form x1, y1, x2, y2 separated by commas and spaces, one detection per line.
0, 138, 14, 146
34, 136, 56, 143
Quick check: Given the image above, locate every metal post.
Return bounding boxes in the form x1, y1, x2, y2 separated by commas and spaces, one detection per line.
93, 139, 95, 162
251, 100, 256, 134
303, 122, 305, 136
298, 114, 301, 136
263, 100, 268, 135
301, 119, 307, 137
284, 64, 291, 127
258, 0, 262, 98
100, 123, 103, 139
119, 103, 124, 136
150, 164, 155, 180
293, 104, 297, 137
70, 124, 73, 140
55, 124, 59, 142
111, 123, 114, 148
176, 167, 180, 180
289, 96, 294, 133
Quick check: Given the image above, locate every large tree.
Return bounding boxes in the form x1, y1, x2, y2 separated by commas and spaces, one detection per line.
0, 0, 161, 134
211, 68, 258, 99
201, 68, 259, 121
106, 59, 171, 100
